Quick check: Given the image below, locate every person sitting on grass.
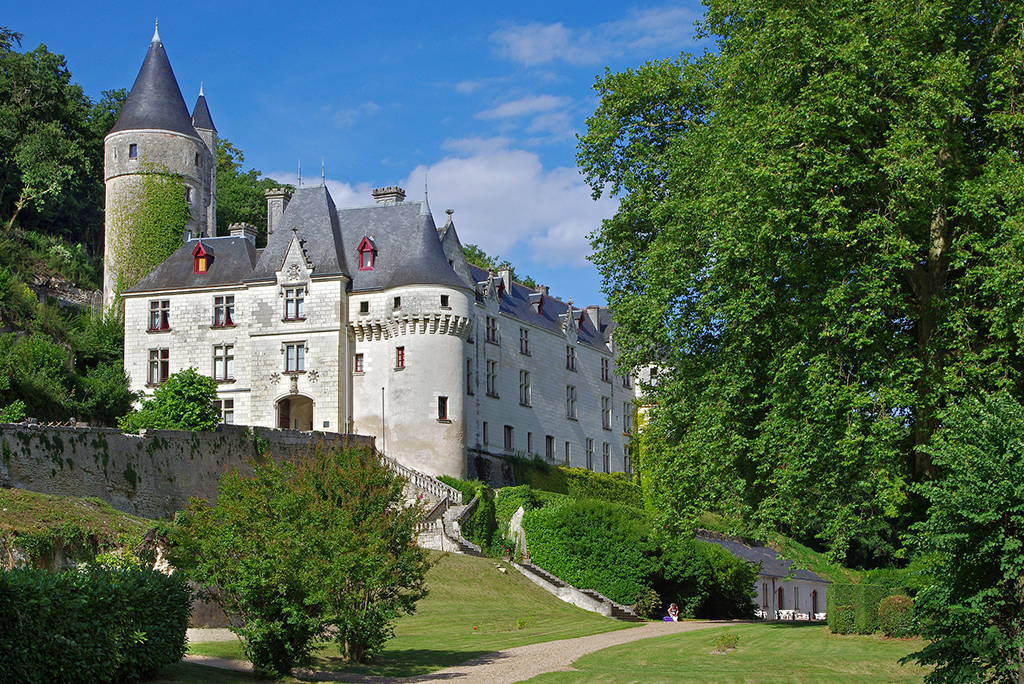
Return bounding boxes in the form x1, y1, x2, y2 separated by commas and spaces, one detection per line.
663, 603, 680, 622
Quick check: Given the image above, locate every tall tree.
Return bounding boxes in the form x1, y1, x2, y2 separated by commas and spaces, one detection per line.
216, 139, 291, 246
578, 1, 1024, 563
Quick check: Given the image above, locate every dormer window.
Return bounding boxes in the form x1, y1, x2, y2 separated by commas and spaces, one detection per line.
192, 241, 211, 274
357, 236, 376, 271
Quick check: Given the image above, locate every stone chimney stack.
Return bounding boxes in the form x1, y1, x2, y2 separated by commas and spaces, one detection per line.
265, 188, 292, 237
498, 266, 513, 293
372, 186, 406, 204
229, 222, 258, 244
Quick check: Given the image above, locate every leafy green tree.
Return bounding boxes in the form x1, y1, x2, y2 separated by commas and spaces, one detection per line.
462, 243, 540, 290
905, 393, 1024, 683
119, 368, 219, 433
173, 443, 430, 676
578, 1, 1024, 564
216, 139, 292, 246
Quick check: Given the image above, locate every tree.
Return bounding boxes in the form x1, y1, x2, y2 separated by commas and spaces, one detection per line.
905, 393, 1024, 683
118, 367, 218, 433
172, 442, 430, 677
577, 1, 1024, 564
215, 139, 292, 246
462, 243, 539, 290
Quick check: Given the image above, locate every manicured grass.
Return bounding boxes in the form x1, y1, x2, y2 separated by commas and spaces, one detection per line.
185, 551, 635, 679
520, 622, 931, 684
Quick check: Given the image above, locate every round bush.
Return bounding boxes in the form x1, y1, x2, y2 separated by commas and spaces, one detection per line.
878, 594, 916, 638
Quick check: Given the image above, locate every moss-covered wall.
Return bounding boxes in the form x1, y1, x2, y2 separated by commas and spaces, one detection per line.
0, 423, 374, 520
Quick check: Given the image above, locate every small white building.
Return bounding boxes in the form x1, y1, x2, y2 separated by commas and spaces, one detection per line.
698, 532, 830, 620
109, 29, 634, 480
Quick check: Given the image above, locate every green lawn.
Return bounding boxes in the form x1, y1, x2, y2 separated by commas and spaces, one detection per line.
181, 551, 635, 681
520, 622, 931, 684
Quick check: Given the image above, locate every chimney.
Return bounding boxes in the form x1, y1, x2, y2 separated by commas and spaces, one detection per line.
498, 267, 512, 294
265, 188, 292, 237
584, 305, 601, 330
372, 186, 406, 204
229, 222, 258, 244
538, 285, 549, 296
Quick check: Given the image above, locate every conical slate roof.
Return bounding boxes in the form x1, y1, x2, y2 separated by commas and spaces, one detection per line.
191, 88, 216, 132
109, 27, 200, 138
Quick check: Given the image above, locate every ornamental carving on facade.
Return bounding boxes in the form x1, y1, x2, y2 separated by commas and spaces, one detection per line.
269, 373, 281, 384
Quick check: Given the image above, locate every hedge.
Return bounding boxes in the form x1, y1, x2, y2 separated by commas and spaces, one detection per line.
878, 594, 916, 638
564, 468, 642, 508
826, 583, 890, 634
438, 476, 497, 550
0, 565, 191, 684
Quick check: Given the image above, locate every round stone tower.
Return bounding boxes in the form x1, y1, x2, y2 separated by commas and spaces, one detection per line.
102, 25, 216, 310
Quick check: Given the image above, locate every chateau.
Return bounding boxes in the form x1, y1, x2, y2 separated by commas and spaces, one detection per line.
105, 29, 635, 479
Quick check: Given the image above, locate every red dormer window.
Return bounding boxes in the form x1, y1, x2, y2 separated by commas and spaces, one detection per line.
357, 236, 376, 271
192, 241, 211, 274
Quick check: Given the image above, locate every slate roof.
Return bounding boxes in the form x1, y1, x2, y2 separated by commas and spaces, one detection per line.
124, 236, 260, 293
109, 29, 201, 139
468, 263, 614, 352
338, 200, 469, 292
699, 536, 830, 583
191, 92, 217, 133
247, 185, 349, 282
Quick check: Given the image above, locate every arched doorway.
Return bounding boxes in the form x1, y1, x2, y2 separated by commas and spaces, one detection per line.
777, 587, 785, 615
278, 395, 314, 431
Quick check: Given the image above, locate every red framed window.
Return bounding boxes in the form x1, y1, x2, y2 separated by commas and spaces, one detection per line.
148, 348, 169, 385
284, 288, 304, 320
395, 346, 405, 368
354, 353, 364, 373
213, 295, 234, 326
192, 241, 211, 274
357, 236, 376, 271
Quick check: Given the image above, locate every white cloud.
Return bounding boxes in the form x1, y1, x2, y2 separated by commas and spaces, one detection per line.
492, 6, 700, 66
477, 95, 572, 120
402, 139, 618, 269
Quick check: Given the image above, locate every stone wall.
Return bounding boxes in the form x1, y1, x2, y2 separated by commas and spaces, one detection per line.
0, 423, 374, 520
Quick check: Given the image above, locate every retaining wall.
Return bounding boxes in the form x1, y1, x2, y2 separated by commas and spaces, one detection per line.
0, 423, 374, 520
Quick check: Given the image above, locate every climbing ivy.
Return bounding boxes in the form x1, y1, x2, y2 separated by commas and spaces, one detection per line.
108, 167, 189, 300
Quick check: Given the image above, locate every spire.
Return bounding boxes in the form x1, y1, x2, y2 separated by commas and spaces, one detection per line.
191, 85, 217, 132
153, 20, 160, 43
109, 29, 200, 138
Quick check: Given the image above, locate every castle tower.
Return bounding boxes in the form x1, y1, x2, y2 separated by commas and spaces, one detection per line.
102, 25, 215, 310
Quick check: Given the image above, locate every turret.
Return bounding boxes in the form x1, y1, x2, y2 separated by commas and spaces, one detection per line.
192, 85, 218, 238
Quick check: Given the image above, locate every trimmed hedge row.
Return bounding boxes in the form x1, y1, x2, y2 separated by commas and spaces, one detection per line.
826, 583, 891, 634
0, 565, 191, 684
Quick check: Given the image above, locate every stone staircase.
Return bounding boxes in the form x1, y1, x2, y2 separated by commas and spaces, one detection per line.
515, 562, 644, 622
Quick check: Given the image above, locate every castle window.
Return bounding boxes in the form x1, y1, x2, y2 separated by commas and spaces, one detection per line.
601, 358, 610, 382
566, 345, 577, 371
623, 402, 633, 433
519, 328, 530, 355
285, 343, 305, 373
586, 439, 594, 471
192, 241, 211, 274
129, 143, 138, 159
149, 300, 170, 331
359, 301, 369, 314
486, 359, 498, 397
213, 296, 234, 327
466, 358, 474, 395
393, 296, 401, 309
284, 287, 304, 320
213, 344, 234, 381
602, 443, 610, 473
545, 435, 555, 460
565, 442, 571, 463
395, 346, 405, 369
354, 353, 364, 373
602, 396, 612, 430
440, 294, 450, 308
504, 425, 514, 451
148, 348, 169, 385
527, 432, 533, 454
357, 236, 376, 271
486, 316, 498, 344
624, 445, 632, 475
566, 385, 577, 420
438, 397, 449, 421
214, 399, 234, 424
622, 373, 632, 389
483, 422, 489, 445
519, 370, 531, 406
195, 152, 201, 167
185, 186, 193, 204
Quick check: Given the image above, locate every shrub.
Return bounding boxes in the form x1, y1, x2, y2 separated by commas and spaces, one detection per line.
0, 564, 191, 684
832, 604, 857, 635
634, 588, 661, 618
713, 632, 740, 652
878, 594, 916, 638
119, 367, 220, 433
827, 583, 888, 634
565, 468, 642, 508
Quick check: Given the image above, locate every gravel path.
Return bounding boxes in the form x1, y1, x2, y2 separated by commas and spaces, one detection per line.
185, 620, 728, 683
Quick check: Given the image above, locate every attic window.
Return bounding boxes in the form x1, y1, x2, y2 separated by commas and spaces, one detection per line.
192, 241, 211, 274
357, 236, 376, 271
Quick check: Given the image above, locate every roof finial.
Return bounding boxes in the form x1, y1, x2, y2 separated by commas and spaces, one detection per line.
153, 19, 160, 43
297, 159, 301, 187
321, 157, 325, 186
199, 82, 204, 97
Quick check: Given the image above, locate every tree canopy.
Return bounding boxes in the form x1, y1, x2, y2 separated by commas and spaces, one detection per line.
462, 243, 539, 290
118, 367, 219, 433
216, 139, 292, 246
578, 1, 1024, 564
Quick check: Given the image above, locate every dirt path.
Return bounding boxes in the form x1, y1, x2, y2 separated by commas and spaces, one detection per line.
185, 620, 728, 683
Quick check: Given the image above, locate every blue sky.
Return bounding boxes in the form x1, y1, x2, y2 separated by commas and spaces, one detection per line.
6, 1, 709, 306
